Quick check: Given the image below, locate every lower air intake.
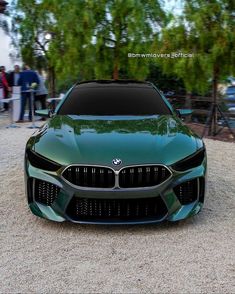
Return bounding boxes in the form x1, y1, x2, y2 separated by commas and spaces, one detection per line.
66, 196, 167, 221
33, 179, 60, 206
174, 178, 203, 205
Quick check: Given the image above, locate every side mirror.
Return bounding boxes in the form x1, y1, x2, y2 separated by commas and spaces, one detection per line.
35, 109, 53, 118
177, 109, 193, 117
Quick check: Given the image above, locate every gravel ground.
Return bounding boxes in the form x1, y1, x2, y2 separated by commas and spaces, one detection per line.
0, 124, 235, 293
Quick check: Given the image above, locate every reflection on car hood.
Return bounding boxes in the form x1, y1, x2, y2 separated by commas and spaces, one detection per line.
34, 115, 202, 167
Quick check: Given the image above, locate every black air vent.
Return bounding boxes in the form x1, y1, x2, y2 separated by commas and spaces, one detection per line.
174, 178, 202, 205
33, 179, 60, 206
62, 166, 115, 188
119, 165, 171, 188
66, 196, 167, 221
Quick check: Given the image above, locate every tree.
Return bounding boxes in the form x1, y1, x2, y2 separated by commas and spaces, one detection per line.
155, 0, 235, 133
93, 0, 166, 79
11, 0, 167, 89
43, 0, 167, 80
184, 0, 235, 134
11, 0, 57, 95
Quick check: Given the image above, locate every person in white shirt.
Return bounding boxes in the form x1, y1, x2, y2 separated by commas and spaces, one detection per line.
35, 72, 48, 110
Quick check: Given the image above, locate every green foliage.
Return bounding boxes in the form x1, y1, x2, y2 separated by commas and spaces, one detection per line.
9, 0, 235, 96
11, 0, 54, 68
147, 63, 185, 93
48, 0, 166, 80
11, 0, 166, 84
154, 0, 235, 94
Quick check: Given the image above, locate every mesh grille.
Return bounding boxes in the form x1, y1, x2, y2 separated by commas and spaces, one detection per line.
34, 179, 60, 206
62, 166, 115, 188
174, 178, 199, 205
119, 165, 171, 188
66, 196, 167, 221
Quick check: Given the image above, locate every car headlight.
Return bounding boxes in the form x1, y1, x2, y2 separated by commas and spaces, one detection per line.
171, 148, 205, 171
26, 149, 62, 171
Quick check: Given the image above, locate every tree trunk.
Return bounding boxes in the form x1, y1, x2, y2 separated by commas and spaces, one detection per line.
51, 66, 56, 97
113, 63, 119, 80
113, 47, 119, 80
184, 92, 192, 122
211, 65, 219, 135
48, 66, 56, 97
112, 17, 121, 80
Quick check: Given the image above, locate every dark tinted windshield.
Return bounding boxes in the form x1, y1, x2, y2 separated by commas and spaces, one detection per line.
58, 84, 171, 116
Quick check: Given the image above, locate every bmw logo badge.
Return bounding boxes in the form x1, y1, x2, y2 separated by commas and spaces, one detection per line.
112, 158, 122, 166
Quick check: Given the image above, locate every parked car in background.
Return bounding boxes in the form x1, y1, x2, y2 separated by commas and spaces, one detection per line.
225, 86, 235, 109
226, 77, 235, 86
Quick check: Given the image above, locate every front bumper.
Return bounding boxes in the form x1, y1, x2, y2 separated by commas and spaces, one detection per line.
25, 160, 207, 224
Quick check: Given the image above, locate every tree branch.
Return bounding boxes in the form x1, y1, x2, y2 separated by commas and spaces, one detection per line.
34, 36, 48, 55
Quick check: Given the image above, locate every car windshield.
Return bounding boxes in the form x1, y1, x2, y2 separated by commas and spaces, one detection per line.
58, 84, 171, 116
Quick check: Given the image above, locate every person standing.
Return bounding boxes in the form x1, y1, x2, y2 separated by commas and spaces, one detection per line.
35, 72, 48, 110
0, 66, 10, 112
17, 65, 39, 122
8, 65, 21, 87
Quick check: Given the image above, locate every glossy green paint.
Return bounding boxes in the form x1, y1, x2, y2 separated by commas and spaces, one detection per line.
25, 112, 207, 224
25, 81, 207, 224
32, 114, 202, 168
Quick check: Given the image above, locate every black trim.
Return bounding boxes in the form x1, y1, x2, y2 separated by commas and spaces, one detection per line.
171, 148, 205, 172
75, 79, 151, 85
26, 149, 61, 171
62, 166, 115, 188
66, 195, 168, 221
27, 178, 34, 204
174, 178, 199, 205
33, 178, 60, 206
199, 177, 205, 203
119, 165, 171, 188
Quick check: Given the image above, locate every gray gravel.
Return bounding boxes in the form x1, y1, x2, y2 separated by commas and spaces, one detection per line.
0, 126, 235, 293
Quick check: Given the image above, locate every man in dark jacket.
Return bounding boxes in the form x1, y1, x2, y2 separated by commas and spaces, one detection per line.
8, 65, 21, 87
17, 65, 39, 122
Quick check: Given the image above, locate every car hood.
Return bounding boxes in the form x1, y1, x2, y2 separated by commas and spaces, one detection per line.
33, 115, 202, 167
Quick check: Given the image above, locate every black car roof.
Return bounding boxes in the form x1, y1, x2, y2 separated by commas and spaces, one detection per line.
75, 79, 153, 88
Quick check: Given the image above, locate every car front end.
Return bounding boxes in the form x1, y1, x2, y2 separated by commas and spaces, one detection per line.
25, 114, 207, 224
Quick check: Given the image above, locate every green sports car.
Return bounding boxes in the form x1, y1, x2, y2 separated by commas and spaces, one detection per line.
25, 80, 207, 224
